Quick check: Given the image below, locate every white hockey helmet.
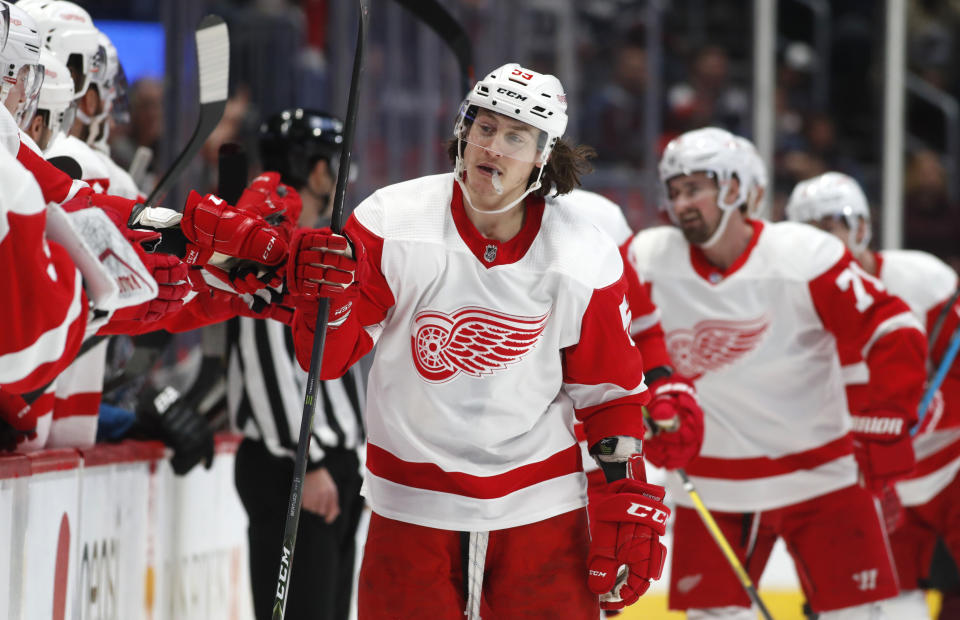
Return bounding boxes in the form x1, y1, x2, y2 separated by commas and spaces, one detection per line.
658, 127, 752, 212
785, 171, 872, 254
454, 62, 568, 166
19, 0, 103, 101
1, 2, 43, 126
0, 3, 8, 54
35, 46, 74, 138
734, 136, 769, 218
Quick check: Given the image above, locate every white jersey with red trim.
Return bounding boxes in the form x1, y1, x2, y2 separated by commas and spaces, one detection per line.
871, 250, 960, 506
627, 221, 925, 512
340, 173, 650, 531
0, 145, 87, 393
44, 133, 112, 193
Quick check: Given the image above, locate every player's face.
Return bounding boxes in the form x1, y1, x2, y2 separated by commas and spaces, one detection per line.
461, 109, 539, 208
2, 67, 28, 115
666, 172, 724, 244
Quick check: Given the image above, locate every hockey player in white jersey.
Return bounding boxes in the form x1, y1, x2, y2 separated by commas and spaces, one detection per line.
627, 128, 927, 619
287, 63, 669, 617
787, 171, 960, 617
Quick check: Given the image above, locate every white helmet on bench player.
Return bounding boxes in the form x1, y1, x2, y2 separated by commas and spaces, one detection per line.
658, 127, 751, 247
785, 171, 872, 254
453, 62, 568, 214
19, 1, 103, 101
0, 1, 44, 127
34, 47, 75, 143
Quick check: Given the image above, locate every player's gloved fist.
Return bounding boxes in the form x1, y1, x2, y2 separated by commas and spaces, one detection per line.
852, 410, 916, 493
287, 228, 362, 298
204, 261, 284, 296
109, 252, 190, 323
588, 478, 669, 610
135, 385, 215, 476
235, 172, 302, 241
0, 391, 38, 451
643, 374, 704, 469
180, 190, 288, 266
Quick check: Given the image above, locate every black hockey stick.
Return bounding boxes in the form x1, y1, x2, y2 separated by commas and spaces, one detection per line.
144, 14, 229, 207
391, 0, 474, 94
271, 1, 369, 619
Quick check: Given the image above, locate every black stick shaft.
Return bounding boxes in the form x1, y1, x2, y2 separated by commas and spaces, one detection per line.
271, 2, 368, 618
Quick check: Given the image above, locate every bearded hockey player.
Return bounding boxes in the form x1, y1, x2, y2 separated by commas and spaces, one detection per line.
787, 171, 960, 618
627, 127, 926, 619
286, 63, 669, 617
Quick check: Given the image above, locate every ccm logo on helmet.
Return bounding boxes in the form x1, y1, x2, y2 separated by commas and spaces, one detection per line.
496, 87, 528, 102
627, 502, 668, 524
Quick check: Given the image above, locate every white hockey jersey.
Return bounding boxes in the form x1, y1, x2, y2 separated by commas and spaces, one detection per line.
302, 174, 651, 531
93, 149, 143, 200
628, 221, 924, 512
868, 250, 960, 507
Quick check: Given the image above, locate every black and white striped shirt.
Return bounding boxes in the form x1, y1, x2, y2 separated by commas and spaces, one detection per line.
226, 316, 365, 467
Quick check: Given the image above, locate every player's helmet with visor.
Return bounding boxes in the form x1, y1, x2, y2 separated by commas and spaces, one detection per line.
785, 171, 872, 254
453, 63, 568, 206
36, 47, 75, 138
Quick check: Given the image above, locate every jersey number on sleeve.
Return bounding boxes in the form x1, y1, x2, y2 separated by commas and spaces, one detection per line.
835, 263, 885, 312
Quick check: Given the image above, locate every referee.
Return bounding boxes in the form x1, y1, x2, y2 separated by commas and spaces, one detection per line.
229, 109, 365, 620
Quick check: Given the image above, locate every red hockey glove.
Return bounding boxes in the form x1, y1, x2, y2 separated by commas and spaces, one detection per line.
180, 191, 288, 266
108, 252, 190, 324
588, 477, 669, 610
235, 172, 302, 242
0, 391, 38, 451
642, 375, 704, 470
852, 411, 916, 493
287, 228, 362, 298
203, 261, 284, 296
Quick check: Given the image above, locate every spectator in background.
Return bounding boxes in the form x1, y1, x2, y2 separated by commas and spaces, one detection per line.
904, 149, 960, 272
109, 77, 163, 171
580, 26, 647, 167
666, 45, 749, 136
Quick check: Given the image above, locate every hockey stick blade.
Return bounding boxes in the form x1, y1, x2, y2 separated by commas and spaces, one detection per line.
271, 2, 368, 619
390, 0, 474, 93
144, 15, 229, 208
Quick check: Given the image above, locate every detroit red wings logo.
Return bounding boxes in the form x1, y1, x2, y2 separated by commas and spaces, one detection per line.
666, 316, 771, 381
410, 307, 550, 383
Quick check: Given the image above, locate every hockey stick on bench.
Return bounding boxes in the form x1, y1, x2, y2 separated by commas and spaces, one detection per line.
271, 2, 369, 619
20, 15, 230, 406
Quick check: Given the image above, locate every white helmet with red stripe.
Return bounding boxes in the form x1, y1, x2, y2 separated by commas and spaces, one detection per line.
785, 171, 872, 254
18, 0, 103, 101
0, 1, 44, 127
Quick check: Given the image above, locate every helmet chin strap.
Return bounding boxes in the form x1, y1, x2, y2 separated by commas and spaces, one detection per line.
454, 138, 545, 216
696, 205, 736, 249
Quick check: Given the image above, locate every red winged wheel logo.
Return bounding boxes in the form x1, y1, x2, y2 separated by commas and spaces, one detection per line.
410, 307, 550, 383
666, 315, 770, 381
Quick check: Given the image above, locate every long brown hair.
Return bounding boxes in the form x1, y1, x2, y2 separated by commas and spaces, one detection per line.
446, 137, 596, 198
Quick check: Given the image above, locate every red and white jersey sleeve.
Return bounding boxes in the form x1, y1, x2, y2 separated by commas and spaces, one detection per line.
867, 249, 960, 506
14, 131, 88, 204
627, 220, 909, 512
0, 147, 87, 392
809, 249, 926, 425
338, 174, 648, 531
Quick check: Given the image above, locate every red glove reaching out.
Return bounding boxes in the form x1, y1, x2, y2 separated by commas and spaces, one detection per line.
642, 374, 704, 470
0, 391, 38, 451
587, 455, 670, 611
180, 191, 289, 266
